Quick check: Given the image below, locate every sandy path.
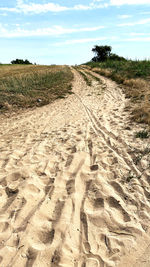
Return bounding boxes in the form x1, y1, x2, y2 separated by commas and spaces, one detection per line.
0, 67, 150, 267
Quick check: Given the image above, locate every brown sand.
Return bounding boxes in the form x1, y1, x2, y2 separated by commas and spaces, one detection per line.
0, 67, 150, 266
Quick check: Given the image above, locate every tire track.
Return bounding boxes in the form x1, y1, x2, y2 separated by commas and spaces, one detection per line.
74, 91, 141, 178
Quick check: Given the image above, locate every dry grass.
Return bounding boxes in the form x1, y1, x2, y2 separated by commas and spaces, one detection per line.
73, 66, 92, 86
0, 65, 73, 113
84, 64, 150, 126
0, 64, 60, 78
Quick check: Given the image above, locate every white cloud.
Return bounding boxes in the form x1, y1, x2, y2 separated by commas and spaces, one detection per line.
16, 1, 69, 13
57, 37, 108, 45
111, 0, 150, 5
56, 36, 118, 45
0, 0, 108, 14
118, 18, 150, 26
0, 24, 105, 38
124, 37, 150, 41
118, 15, 132, 19
1, 0, 150, 14
129, 32, 150, 35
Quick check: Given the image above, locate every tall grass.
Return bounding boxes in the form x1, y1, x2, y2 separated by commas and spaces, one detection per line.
0, 65, 73, 112
86, 60, 150, 80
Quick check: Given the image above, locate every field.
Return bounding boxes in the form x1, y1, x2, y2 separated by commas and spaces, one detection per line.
85, 60, 150, 126
0, 64, 73, 112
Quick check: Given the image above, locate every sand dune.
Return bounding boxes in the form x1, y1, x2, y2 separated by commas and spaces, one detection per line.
0, 67, 150, 266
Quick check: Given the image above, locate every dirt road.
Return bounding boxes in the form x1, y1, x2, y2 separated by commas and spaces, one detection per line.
0, 67, 150, 266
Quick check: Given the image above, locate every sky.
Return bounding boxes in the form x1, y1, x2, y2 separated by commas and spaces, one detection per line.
0, 0, 150, 65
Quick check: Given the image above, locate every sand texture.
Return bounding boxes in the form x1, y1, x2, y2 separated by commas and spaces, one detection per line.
0, 67, 150, 266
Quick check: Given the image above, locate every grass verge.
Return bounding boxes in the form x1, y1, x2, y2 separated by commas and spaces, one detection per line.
85, 60, 150, 126
0, 65, 73, 112
73, 67, 92, 86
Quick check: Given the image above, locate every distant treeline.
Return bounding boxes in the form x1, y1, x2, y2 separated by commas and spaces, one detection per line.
11, 59, 32, 64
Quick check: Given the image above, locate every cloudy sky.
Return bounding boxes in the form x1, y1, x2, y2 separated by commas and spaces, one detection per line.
0, 0, 150, 64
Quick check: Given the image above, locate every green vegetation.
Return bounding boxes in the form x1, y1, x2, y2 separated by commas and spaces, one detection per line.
85, 53, 150, 126
0, 64, 73, 112
86, 59, 150, 80
11, 59, 32, 64
91, 45, 126, 62
73, 67, 92, 86
135, 130, 149, 139
82, 70, 102, 83
78, 71, 92, 86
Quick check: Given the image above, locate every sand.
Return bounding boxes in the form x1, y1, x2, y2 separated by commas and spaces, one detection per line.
0, 67, 150, 267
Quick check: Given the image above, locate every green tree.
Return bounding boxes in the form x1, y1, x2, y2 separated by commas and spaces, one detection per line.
92, 45, 112, 62
91, 45, 126, 62
11, 59, 32, 64
109, 53, 126, 61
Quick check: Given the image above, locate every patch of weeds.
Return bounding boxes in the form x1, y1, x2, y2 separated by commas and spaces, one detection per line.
135, 130, 149, 139
56, 95, 66, 99
83, 70, 102, 83
77, 69, 92, 86
68, 91, 74, 94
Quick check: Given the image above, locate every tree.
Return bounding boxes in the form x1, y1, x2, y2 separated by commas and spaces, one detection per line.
109, 53, 126, 61
91, 45, 126, 62
11, 59, 32, 64
92, 45, 112, 62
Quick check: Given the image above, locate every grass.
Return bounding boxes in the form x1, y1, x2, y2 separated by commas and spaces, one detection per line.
86, 60, 150, 80
135, 130, 149, 139
73, 66, 92, 86
0, 64, 73, 112
82, 69, 102, 83
85, 60, 150, 126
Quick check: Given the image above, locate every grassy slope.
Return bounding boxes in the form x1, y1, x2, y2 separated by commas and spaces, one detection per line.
0, 64, 73, 112
85, 60, 150, 126
86, 60, 150, 80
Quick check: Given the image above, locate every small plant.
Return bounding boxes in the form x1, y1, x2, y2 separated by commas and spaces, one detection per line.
135, 130, 149, 139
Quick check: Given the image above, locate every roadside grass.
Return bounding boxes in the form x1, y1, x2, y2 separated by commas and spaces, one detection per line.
73, 67, 92, 86
85, 60, 150, 126
85, 60, 150, 80
82, 69, 102, 83
0, 65, 73, 112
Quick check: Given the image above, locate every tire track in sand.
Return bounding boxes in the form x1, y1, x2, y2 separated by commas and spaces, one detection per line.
0, 67, 150, 267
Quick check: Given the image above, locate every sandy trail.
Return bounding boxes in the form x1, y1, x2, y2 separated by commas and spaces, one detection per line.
0, 67, 150, 267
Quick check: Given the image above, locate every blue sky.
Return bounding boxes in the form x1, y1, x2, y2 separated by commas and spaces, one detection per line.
0, 0, 150, 65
